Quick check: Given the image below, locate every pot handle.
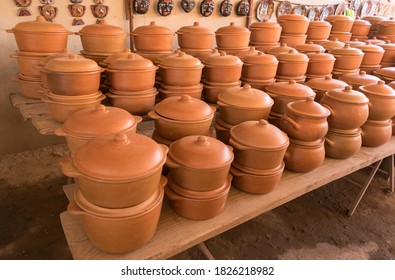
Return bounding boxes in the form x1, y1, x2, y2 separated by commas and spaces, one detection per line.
159, 144, 169, 155
54, 127, 68, 137
159, 175, 168, 189
228, 138, 250, 151
280, 115, 300, 130
324, 137, 335, 147
59, 155, 82, 178
9, 53, 18, 59
147, 110, 160, 120
6, 29, 14, 33
165, 157, 181, 169
67, 200, 84, 216
216, 100, 229, 108
133, 115, 143, 124
320, 104, 335, 116
164, 185, 184, 201
226, 144, 234, 153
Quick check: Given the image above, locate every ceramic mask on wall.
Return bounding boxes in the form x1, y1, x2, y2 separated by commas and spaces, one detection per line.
157, 0, 174, 16
220, 0, 233, 17
39, 0, 54, 4
69, 3, 86, 17
181, 0, 195, 13
200, 0, 214, 17
38, 5, 58, 22
70, 0, 83, 3
133, 0, 150, 14
236, 0, 250, 16
14, 0, 32, 7
91, 3, 109, 18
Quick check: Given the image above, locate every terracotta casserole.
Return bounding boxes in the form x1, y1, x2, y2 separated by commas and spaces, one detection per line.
306, 52, 335, 77
295, 41, 325, 54
325, 128, 362, 159
330, 44, 365, 71
305, 75, 348, 102
10, 51, 49, 78
61, 132, 168, 208
215, 22, 251, 49
284, 138, 325, 173
351, 17, 371, 37
377, 19, 395, 36
133, 21, 174, 52
203, 52, 243, 83
361, 119, 392, 147
249, 20, 282, 44
325, 15, 354, 33
339, 70, 381, 90
242, 51, 278, 81
276, 49, 309, 78
277, 14, 309, 35
355, 42, 385, 66
176, 22, 214, 49
379, 41, 395, 67
306, 20, 332, 41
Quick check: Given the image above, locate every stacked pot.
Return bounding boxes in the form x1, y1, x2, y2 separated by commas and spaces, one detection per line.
351, 17, 371, 42
320, 38, 345, 53
277, 14, 309, 48
362, 15, 385, 39
377, 19, 395, 43
320, 86, 369, 159
132, 21, 174, 62
105, 54, 158, 116
325, 15, 354, 43
164, 135, 234, 220
280, 97, 330, 172
378, 41, 395, 68
305, 75, 348, 102
228, 120, 289, 194
249, 19, 282, 52
40, 54, 105, 123
8, 16, 72, 99
374, 67, 395, 83
157, 52, 204, 100
176, 22, 214, 60
329, 44, 365, 78
148, 95, 216, 146
358, 81, 395, 147
355, 42, 385, 73
339, 70, 381, 90
306, 19, 332, 44
215, 84, 274, 144
275, 49, 309, 83
202, 51, 243, 103
215, 22, 251, 56
62, 131, 168, 254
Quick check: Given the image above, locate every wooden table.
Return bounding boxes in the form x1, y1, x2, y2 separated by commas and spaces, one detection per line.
60, 137, 395, 260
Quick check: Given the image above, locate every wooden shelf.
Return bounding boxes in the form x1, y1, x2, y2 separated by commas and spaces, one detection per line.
60, 137, 395, 260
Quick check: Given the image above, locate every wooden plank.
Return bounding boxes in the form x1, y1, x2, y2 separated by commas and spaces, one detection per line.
31, 118, 62, 135
60, 137, 395, 260
9, 93, 42, 108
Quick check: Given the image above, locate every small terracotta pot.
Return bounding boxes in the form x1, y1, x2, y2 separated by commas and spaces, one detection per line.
249, 20, 282, 44
10, 51, 49, 78
330, 44, 364, 71
325, 15, 354, 33
176, 22, 214, 49
202, 82, 241, 104
362, 15, 385, 32
242, 51, 278, 81
284, 138, 325, 173
106, 90, 157, 116
15, 77, 43, 99
158, 84, 203, 100
307, 20, 332, 41
351, 17, 372, 37
328, 32, 352, 43
214, 117, 232, 144
276, 49, 309, 78
320, 38, 345, 52
295, 41, 325, 54
267, 43, 297, 56
203, 52, 243, 84
277, 14, 309, 35
361, 119, 392, 147
279, 34, 307, 48
133, 21, 174, 52
230, 161, 284, 194
305, 76, 348, 102
306, 52, 335, 76
379, 41, 395, 66
339, 70, 381, 90
355, 42, 385, 66
378, 20, 395, 36
215, 22, 251, 49
325, 128, 362, 159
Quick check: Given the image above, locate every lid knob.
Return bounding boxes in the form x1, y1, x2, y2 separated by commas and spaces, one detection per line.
36, 16, 45, 22
257, 51, 263, 56
150, 21, 156, 26
307, 41, 313, 45
366, 41, 372, 45
243, 84, 252, 90
249, 46, 256, 51
378, 80, 385, 85
344, 44, 350, 48
98, 20, 107, 25
179, 95, 192, 102
68, 54, 78, 59
230, 22, 235, 26
178, 52, 186, 57
95, 104, 107, 112
288, 49, 296, 54
333, 38, 339, 41
344, 85, 352, 91
386, 40, 391, 44
324, 75, 331, 80
306, 96, 314, 102
219, 51, 227, 56
113, 132, 130, 145
280, 43, 287, 47
289, 80, 296, 84
193, 22, 200, 26
257, 119, 268, 126
360, 70, 366, 75
196, 136, 209, 145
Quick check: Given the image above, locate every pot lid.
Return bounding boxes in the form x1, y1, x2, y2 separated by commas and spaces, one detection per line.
374, 67, 395, 79
40, 49, 73, 66
339, 70, 381, 85
352, 17, 371, 26
378, 40, 395, 50
306, 52, 335, 62
325, 15, 353, 22
325, 86, 369, 104
101, 49, 135, 64
359, 80, 395, 97
243, 51, 278, 65
308, 19, 331, 27
362, 15, 385, 22
159, 51, 203, 68
238, 47, 259, 61
215, 22, 250, 34
12, 16, 69, 33
389, 81, 395, 90
230, 119, 289, 150
133, 21, 174, 35
168, 135, 233, 169
249, 19, 282, 30
73, 132, 167, 181
378, 19, 395, 26
154, 95, 213, 121
266, 80, 316, 98
108, 54, 156, 70
278, 14, 308, 22
267, 43, 297, 56
321, 38, 345, 51
295, 42, 325, 54
345, 39, 366, 47
44, 54, 101, 72
177, 22, 214, 35
218, 84, 274, 109
155, 50, 182, 65
365, 36, 386, 45
276, 49, 309, 62
78, 20, 126, 36
62, 105, 139, 138
287, 97, 330, 118
204, 51, 243, 67
330, 44, 364, 56
305, 75, 348, 91
355, 41, 385, 53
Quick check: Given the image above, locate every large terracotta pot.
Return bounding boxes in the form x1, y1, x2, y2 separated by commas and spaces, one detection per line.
203, 52, 243, 83
373, 67, 395, 83
148, 95, 216, 141
267, 43, 297, 56
61, 132, 168, 208
10, 51, 49, 78
67, 176, 166, 254
361, 119, 392, 147
379, 41, 395, 67
284, 138, 325, 173
305, 76, 348, 102
176, 22, 214, 49
307, 20, 332, 41
377, 19, 395, 36
165, 135, 233, 191
276, 49, 309, 78
362, 16, 385, 32
277, 14, 309, 35
242, 51, 278, 81
229, 119, 289, 172
330, 44, 365, 71
279, 34, 307, 48
217, 84, 274, 125
320, 38, 345, 52
351, 17, 371, 37
133, 21, 174, 52
15, 77, 42, 99
249, 20, 282, 44
215, 22, 251, 49
328, 31, 352, 43
320, 86, 369, 130
202, 81, 241, 104
99, 48, 134, 67
325, 128, 362, 159
306, 52, 335, 77
7, 16, 72, 53
325, 15, 354, 33
106, 89, 158, 116
339, 70, 381, 90
355, 42, 385, 66
280, 97, 330, 142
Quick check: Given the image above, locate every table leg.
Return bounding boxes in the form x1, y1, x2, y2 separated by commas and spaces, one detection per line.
197, 242, 215, 260
381, 154, 394, 192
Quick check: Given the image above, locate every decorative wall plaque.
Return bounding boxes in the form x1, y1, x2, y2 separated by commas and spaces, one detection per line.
200, 0, 214, 17
180, 0, 195, 13
220, 0, 233, 17
69, 2, 86, 26
14, 0, 32, 16
91, 3, 109, 20
236, 0, 250, 16
133, 0, 150, 14
157, 0, 174, 16
38, 5, 58, 22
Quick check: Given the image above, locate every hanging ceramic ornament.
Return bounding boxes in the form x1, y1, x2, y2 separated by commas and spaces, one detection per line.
91, 3, 109, 21
133, 0, 150, 14
93, 0, 104, 3
14, 0, 32, 16
39, 0, 54, 4
236, 0, 250, 16
69, 2, 86, 26
256, 0, 274, 22
157, 0, 174, 16
220, 0, 233, 17
181, 0, 196, 13
38, 5, 58, 22
200, 0, 215, 17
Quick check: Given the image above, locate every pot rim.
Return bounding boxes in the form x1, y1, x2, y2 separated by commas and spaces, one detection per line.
231, 160, 285, 176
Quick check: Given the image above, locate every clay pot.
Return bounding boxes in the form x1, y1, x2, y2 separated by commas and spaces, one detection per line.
204, 52, 243, 83
166, 135, 233, 191
15, 77, 43, 99
267, 43, 297, 56
251, 42, 281, 52
305, 75, 348, 102
307, 20, 332, 41
61, 132, 168, 208
284, 138, 325, 173
229, 119, 289, 171
362, 16, 385, 32
214, 115, 232, 144
240, 77, 275, 91
279, 34, 307, 48
328, 32, 352, 43
236, 47, 259, 61
355, 42, 385, 66
320, 86, 369, 130
148, 95, 216, 141
176, 22, 214, 49
351, 17, 371, 37
76, 20, 127, 53
339, 70, 381, 90
165, 174, 231, 220
133, 21, 174, 52
325, 15, 354, 33
325, 128, 362, 159
378, 41, 395, 67
230, 161, 284, 194
158, 52, 204, 86
373, 67, 395, 83
99, 48, 134, 67
276, 49, 309, 78
330, 44, 364, 71
43, 54, 104, 95
359, 80, 395, 121
7, 16, 72, 53
202, 81, 241, 104
158, 83, 203, 100
306, 52, 335, 77
277, 14, 309, 35
217, 84, 274, 125
68, 176, 166, 254
295, 41, 325, 54
389, 81, 395, 90
378, 20, 395, 36
266, 80, 316, 114
10, 51, 49, 78
106, 89, 158, 116
345, 39, 366, 48
135, 50, 173, 64
249, 20, 282, 44
215, 22, 251, 49
320, 38, 345, 52
46, 90, 102, 103
361, 119, 392, 147
55, 105, 142, 155
280, 97, 330, 142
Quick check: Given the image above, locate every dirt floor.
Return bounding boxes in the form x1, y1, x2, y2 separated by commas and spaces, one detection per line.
0, 143, 394, 260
